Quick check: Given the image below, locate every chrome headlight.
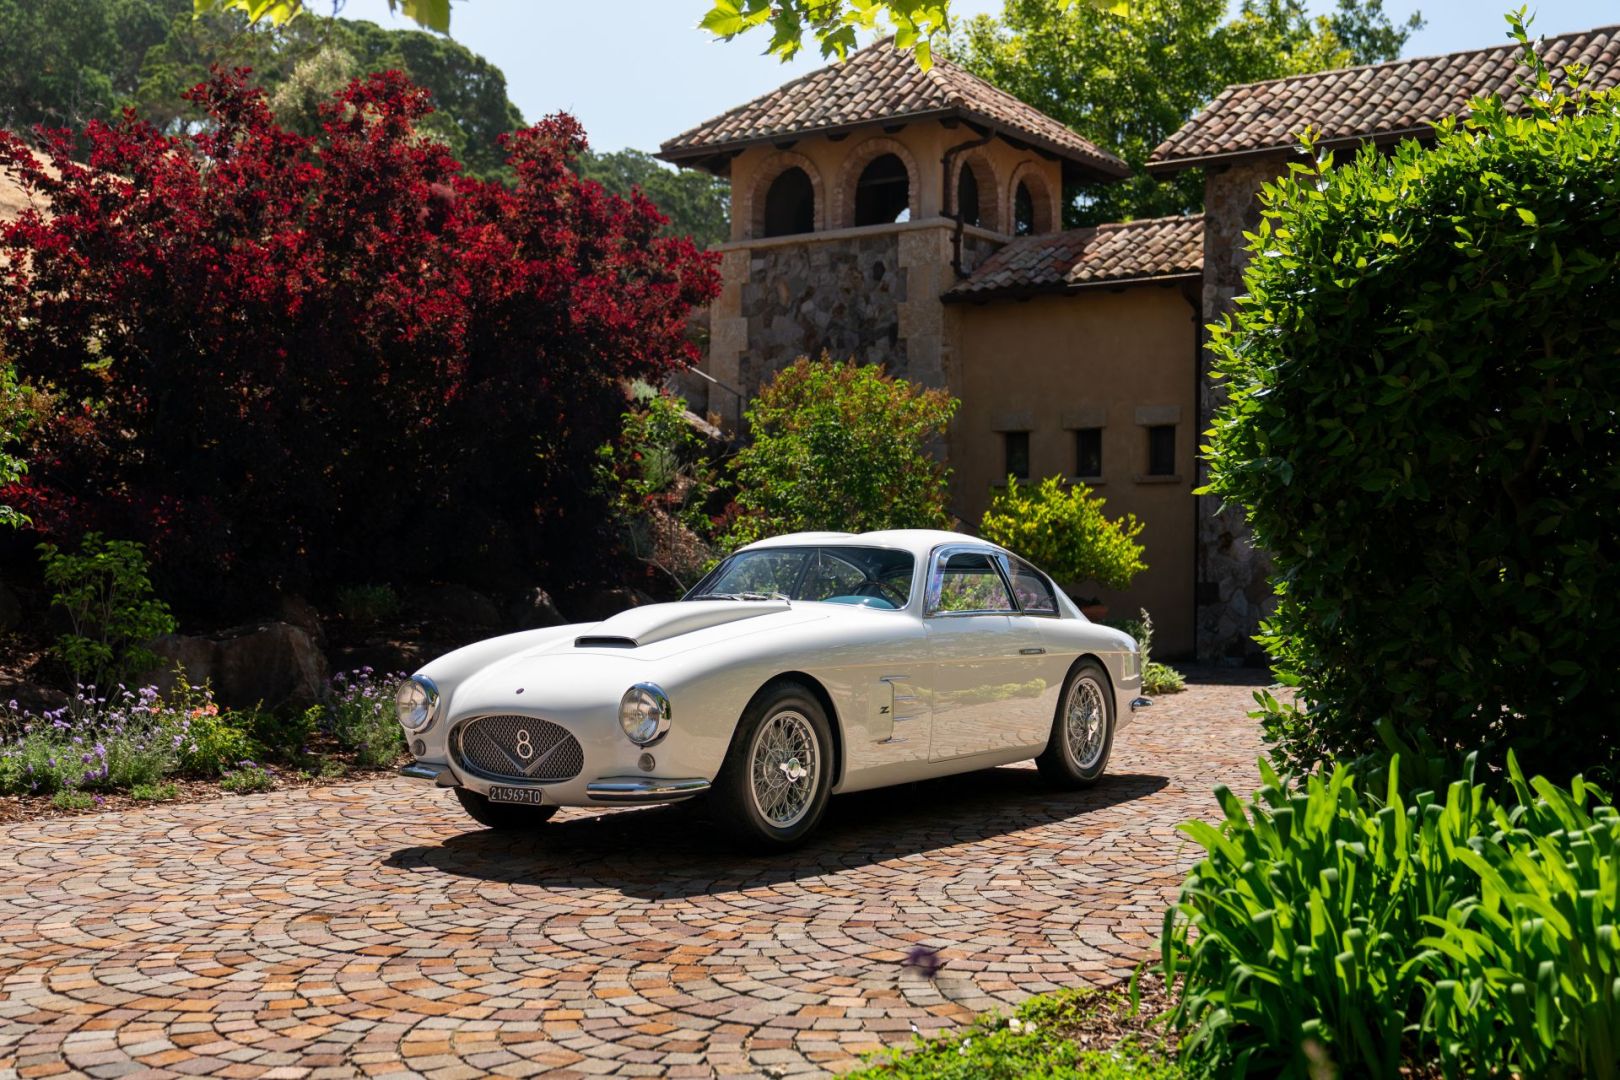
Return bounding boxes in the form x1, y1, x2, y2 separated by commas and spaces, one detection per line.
395, 675, 439, 733
619, 683, 671, 746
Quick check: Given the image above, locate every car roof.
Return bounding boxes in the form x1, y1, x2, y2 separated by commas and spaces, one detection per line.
737, 529, 1005, 559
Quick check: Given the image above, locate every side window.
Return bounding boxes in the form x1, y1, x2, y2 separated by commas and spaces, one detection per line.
926, 551, 1015, 614
999, 555, 1058, 615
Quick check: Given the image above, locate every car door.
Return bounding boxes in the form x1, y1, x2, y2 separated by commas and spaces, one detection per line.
922, 548, 1050, 761
996, 553, 1071, 747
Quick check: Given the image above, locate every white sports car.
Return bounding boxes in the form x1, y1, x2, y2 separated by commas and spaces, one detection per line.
397, 529, 1148, 848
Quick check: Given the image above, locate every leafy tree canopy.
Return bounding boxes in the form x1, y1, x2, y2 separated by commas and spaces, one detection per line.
948, 0, 1424, 225
578, 148, 731, 249
0, 0, 183, 132
135, 11, 524, 176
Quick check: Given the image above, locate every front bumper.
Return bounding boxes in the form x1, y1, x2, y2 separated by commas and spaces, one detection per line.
585, 777, 711, 803
398, 762, 711, 805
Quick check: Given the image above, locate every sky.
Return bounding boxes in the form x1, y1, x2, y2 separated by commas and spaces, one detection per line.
331, 0, 1620, 154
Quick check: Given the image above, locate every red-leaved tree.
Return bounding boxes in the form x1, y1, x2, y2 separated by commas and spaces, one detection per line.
0, 70, 718, 615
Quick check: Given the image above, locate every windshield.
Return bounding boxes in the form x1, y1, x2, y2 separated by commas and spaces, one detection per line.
685, 546, 916, 609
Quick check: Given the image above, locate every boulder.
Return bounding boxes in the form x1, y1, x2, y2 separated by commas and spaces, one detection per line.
275, 593, 325, 645
409, 584, 503, 629
577, 587, 655, 624
147, 621, 327, 710
509, 586, 566, 630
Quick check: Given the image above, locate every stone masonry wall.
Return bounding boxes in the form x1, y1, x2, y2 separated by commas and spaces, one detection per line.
738, 231, 907, 394
1196, 156, 1288, 662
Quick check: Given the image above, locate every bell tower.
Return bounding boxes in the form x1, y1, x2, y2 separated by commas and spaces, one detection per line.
659, 41, 1127, 429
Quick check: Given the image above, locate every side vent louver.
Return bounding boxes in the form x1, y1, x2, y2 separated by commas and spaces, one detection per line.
574, 635, 639, 649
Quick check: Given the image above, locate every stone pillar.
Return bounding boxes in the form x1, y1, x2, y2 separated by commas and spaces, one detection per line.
1196, 156, 1287, 663
705, 247, 752, 430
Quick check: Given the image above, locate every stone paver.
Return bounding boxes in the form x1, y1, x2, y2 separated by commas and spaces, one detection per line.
0, 677, 1265, 1079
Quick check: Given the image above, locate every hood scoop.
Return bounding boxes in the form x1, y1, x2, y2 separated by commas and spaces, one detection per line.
573, 635, 637, 648
573, 599, 791, 650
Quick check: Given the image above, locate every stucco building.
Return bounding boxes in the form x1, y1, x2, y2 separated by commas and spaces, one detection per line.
660, 23, 1620, 662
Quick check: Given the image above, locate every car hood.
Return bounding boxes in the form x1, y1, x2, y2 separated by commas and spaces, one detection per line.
571, 599, 794, 649
436, 601, 845, 716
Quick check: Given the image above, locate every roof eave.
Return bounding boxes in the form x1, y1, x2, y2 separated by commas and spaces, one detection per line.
1146, 123, 1441, 175
943, 269, 1202, 304
660, 107, 1131, 179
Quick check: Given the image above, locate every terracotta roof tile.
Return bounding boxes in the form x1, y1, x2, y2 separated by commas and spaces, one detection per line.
1150, 24, 1620, 169
661, 41, 1128, 178
946, 215, 1203, 299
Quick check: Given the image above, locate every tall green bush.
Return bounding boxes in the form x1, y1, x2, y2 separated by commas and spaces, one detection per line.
724, 356, 957, 549
1202, 17, 1620, 779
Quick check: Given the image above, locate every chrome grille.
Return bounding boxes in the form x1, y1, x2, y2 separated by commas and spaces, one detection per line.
457, 715, 583, 783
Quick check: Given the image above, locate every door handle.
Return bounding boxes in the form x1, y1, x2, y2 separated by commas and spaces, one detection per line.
1019, 647, 1046, 655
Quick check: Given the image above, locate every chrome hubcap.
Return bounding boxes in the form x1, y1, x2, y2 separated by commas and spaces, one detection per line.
1064, 676, 1108, 770
749, 709, 819, 828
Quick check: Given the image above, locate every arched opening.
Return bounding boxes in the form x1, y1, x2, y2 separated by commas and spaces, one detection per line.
854, 154, 911, 226
1014, 181, 1036, 236
956, 166, 981, 228
763, 167, 815, 237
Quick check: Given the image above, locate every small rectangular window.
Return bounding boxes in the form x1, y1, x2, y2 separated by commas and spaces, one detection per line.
1075, 427, 1102, 478
1147, 424, 1176, 477
1004, 431, 1030, 481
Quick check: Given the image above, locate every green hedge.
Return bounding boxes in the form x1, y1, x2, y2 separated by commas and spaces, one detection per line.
1201, 19, 1620, 779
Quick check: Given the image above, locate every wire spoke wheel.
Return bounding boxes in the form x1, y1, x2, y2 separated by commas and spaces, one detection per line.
748, 708, 820, 829
1064, 675, 1108, 770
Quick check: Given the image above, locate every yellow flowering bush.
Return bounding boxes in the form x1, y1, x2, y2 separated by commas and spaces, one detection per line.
980, 476, 1146, 592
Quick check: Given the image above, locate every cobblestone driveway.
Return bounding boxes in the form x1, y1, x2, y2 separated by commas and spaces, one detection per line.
0, 677, 1265, 1079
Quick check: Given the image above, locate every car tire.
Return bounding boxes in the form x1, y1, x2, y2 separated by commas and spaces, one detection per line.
1036, 659, 1115, 788
453, 787, 559, 830
711, 681, 834, 851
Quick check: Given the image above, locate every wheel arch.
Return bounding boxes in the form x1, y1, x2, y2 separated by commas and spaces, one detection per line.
754, 671, 845, 790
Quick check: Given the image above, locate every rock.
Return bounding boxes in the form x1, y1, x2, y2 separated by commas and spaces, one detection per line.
577, 587, 655, 624
0, 679, 69, 715
409, 584, 503, 629
0, 581, 19, 632
276, 594, 325, 645
509, 586, 566, 630
147, 621, 327, 710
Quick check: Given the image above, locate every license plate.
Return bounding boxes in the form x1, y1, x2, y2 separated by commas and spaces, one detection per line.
487, 785, 546, 806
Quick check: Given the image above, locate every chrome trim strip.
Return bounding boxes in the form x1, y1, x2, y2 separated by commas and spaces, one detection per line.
586, 777, 711, 803
1131, 697, 1153, 711
399, 763, 456, 786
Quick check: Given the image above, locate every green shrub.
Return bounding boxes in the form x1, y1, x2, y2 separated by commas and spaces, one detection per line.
1142, 663, 1184, 697
323, 668, 405, 768
981, 476, 1145, 593
130, 781, 179, 801
39, 533, 176, 690
0, 688, 179, 795
334, 584, 401, 627
724, 356, 957, 549
1200, 19, 1620, 780
1162, 748, 1620, 1078
220, 762, 274, 794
